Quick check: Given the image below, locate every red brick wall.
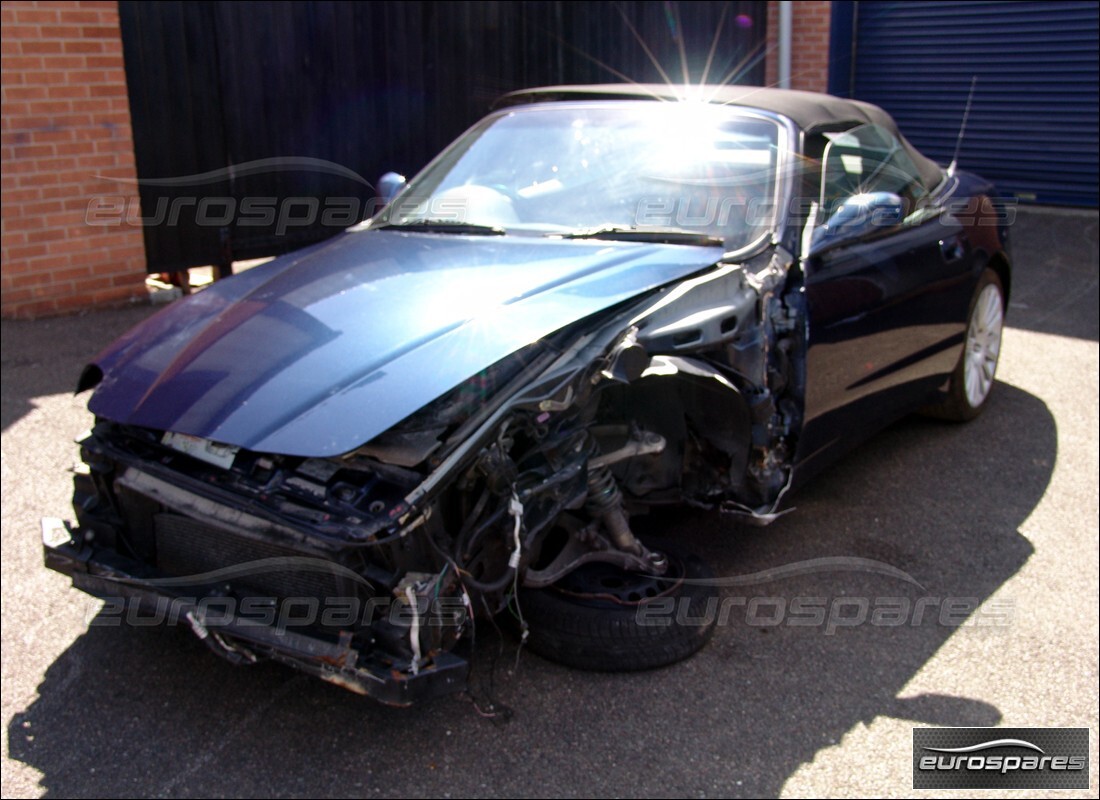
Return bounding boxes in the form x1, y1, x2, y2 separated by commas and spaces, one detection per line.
764, 0, 832, 93
1, 0, 147, 318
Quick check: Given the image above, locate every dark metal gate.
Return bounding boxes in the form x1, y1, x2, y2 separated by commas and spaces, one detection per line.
120, 1, 767, 271
832, 0, 1099, 207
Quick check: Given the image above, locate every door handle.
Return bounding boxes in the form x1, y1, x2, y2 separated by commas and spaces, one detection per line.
939, 236, 966, 263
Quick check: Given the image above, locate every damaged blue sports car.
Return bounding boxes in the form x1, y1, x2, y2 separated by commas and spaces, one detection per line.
43, 85, 1011, 705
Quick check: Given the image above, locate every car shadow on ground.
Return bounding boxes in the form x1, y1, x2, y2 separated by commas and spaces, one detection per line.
8, 380, 1050, 798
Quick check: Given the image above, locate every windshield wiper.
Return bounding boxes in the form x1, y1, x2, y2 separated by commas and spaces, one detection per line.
556, 226, 725, 246
373, 219, 506, 235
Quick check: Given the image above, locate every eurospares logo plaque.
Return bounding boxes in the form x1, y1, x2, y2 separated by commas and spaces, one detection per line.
913, 728, 1089, 790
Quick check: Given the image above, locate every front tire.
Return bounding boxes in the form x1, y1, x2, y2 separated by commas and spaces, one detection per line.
517, 543, 718, 671
924, 269, 1004, 421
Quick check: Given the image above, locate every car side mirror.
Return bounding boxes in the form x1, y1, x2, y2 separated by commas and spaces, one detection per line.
377, 172, 407, 205
809, 192, 904, 254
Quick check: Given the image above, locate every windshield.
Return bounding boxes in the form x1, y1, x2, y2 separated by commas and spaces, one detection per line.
376, 102, 784, 251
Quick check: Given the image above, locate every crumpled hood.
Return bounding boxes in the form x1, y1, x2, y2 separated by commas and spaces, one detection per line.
88, 229, 722, 456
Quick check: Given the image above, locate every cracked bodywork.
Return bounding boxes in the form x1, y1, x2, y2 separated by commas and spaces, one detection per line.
43, 85, 1009, 703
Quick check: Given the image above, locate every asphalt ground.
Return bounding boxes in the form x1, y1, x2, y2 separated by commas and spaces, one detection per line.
2, 206, 1097, 798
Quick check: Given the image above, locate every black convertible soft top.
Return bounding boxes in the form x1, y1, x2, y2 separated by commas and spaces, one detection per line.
496, 83, 944, 189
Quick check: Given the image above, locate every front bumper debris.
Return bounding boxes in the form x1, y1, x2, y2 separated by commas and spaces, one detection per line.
41, 517, 468, 707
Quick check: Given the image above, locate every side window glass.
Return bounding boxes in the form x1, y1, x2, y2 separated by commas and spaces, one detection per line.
820, 124, 928, 219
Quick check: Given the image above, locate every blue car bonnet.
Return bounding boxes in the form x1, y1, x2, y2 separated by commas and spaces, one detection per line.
87, 229, 723, 456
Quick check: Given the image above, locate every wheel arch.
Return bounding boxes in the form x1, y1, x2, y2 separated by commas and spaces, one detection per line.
595, 358, 755, 502
984, 250, 1012, 307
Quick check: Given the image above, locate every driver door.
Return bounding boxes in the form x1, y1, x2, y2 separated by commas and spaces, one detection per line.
797, 124, 974, 464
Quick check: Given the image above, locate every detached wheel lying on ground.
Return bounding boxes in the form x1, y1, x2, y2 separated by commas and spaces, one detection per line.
517, 543, 718, 671
924, 268, 1005, 421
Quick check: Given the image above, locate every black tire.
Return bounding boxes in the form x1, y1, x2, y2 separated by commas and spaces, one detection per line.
923, 269, 1005, 422
516, 543, 718, 671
